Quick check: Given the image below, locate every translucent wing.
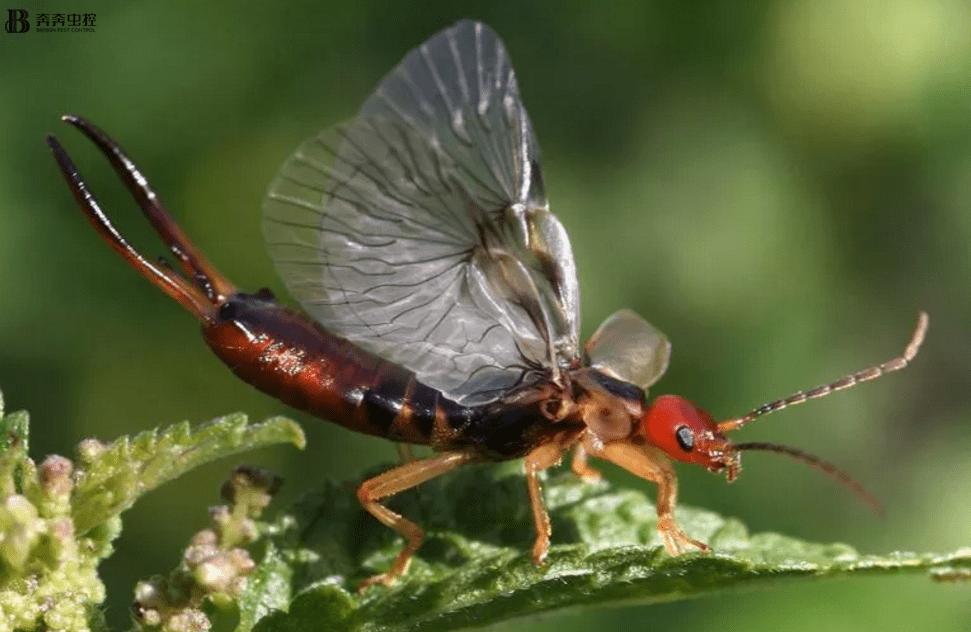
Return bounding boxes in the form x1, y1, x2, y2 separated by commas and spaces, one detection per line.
585, 310, 671, 391
263, 20, 580, 404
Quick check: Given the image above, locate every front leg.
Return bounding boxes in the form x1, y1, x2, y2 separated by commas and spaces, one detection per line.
592, 440, 708, 555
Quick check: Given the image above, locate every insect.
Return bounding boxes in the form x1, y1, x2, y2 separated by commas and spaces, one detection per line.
47, 20, 927, 589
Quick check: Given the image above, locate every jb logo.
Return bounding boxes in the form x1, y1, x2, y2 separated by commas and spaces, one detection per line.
4, 9, 29, 33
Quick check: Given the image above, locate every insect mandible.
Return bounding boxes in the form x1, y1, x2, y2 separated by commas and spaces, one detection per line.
47, 20, 928, 589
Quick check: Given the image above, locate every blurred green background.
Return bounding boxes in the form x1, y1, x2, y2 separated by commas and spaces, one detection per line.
2, 0, 970, 629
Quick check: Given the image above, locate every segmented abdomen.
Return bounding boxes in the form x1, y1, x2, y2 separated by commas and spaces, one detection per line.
202, 291, 490, 448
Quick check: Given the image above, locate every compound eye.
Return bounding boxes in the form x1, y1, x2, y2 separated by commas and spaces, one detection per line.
675, 425, 694, 452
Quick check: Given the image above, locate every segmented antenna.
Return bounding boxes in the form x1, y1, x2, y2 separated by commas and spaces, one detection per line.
732, 442, 883, 515
718, 312, 928, 433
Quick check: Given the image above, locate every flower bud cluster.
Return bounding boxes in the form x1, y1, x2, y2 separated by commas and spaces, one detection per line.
131, 465, 282, 632
0, 452, 106, 632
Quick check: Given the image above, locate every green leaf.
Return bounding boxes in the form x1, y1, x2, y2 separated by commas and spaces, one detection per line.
245, 463, 971, 632
71, 414, 305, 534
0, 387, 30, 497
0, 387, 29, 458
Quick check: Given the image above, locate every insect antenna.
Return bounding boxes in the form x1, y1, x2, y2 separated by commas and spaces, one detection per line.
732, 441, 883, 516
718, 312, 928, 434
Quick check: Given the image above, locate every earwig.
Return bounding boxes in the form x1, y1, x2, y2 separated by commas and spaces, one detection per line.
48, 20, 927, 590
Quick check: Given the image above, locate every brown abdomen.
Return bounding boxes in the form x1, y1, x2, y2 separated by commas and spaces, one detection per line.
202, 291, 456, 445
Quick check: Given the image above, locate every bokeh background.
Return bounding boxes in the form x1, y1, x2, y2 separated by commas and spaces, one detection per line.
2, 0, 970, 629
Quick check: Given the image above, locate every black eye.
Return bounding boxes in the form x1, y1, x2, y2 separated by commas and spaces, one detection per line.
675, 425, 694, 452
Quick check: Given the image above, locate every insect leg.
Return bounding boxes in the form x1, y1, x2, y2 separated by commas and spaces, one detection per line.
570, 442, 603, 482
523, 443, 561, 565
594, 441, 709, 555
524, 432, 582, 565
356, 450, 477, 590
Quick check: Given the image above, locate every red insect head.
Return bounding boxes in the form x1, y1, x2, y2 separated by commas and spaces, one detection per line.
639, 394, 739, 480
